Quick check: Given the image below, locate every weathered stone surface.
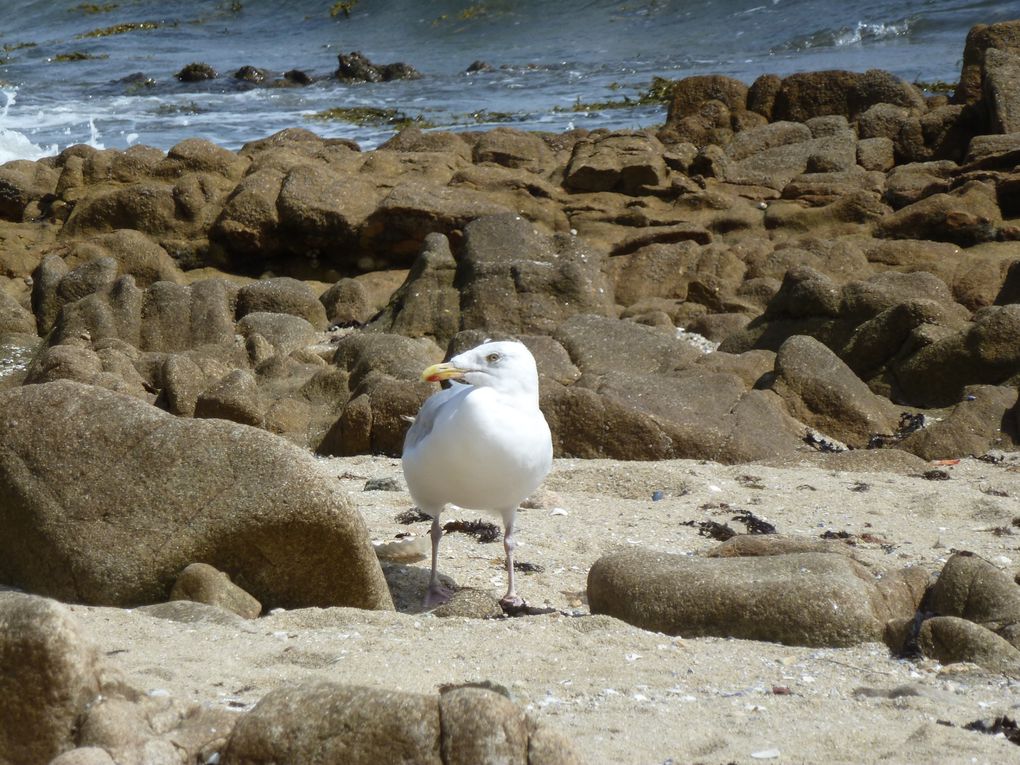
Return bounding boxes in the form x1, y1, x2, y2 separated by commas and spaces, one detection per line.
0, 380, 392, 610
769, 335, 899, 447
984, 48, 1020, 134
440, 686, 529, 765
76, 682, 237, 765
170, 562, 262, 618
194, 368, 264, 426
236, 277, 328, 329
666, 75, 749, 120
335, 51, 421, 82
555, 313, 702, 376
897, 385, 1019, 459
366, 232, 460, 345
457, 215, 615, 336
0, 593, 103, 765
772, 69, 925, 123
222, 683, 441, 763
0, 290, 35, 334
0, 160, 58, 221
875, 180, 1001, 246
929, 552, 1020, 648
918, 616, 1020, 677
894, 304, 1020, 407
362, 180, 510, 265
954, 20, 1020, 106
473, 128, 555, 174
721, 121, 856, 190
236, 311, 317, 359
220, 682, 581, 765
564, 132, 668, 194
588, 550, 925, 647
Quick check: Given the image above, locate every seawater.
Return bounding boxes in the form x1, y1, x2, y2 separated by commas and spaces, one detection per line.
0, 0, 1016, 161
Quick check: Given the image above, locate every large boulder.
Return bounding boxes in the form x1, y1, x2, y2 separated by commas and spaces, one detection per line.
220, 682, 584, 765
563, 131, 668, 194
954, 20, 1020, 107
0, 380, 392, 610
771, 69, 925, 123
929, 552, 1020, 649
455, 215, 615, 336
0, 594, 103, 765
875, 180, 1002, 246
769, 334, 899, 447
893, 304, 1020, 407
587, 549, 926, 647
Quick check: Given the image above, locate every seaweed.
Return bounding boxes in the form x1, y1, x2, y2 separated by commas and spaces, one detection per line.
330, 1, 358, 17
305, 106, 435, 129
73, 3, 118, 13
79, 21, 163, 38
52, 52, 108, 62
394, 508, 431, 524
733, 509, 776, 535
442, 518, 501, 543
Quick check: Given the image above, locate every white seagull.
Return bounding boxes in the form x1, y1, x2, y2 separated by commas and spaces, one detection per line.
402, 340, 553, 608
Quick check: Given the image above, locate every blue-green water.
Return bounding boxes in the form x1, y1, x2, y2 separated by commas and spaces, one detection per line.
0, 0, 1016, 160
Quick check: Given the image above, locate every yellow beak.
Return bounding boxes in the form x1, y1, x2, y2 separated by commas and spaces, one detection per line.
421, 362, 466, 383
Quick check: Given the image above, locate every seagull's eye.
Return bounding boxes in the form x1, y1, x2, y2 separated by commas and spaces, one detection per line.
485, 352, 501, 363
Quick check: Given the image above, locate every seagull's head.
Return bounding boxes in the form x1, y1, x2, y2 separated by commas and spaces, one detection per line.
421, 340, 540, 398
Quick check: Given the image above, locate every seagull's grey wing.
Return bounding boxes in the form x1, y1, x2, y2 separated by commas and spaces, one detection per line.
404, 383, 465, 451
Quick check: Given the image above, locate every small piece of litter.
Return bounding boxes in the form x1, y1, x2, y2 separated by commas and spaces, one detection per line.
751, 749, 781, 760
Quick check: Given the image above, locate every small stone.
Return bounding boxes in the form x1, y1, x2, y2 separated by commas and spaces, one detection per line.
170, 562, 262, 619
364, 477, 402, 492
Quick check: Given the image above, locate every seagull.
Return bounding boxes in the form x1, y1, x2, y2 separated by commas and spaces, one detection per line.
402, 340, 553, 608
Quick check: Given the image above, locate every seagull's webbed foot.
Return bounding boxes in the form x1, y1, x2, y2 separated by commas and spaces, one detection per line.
499, 593, 525, 609
424, 582, 455, 608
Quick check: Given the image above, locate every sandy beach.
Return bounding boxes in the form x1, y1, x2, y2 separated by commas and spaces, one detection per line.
52, 453, 1020, 765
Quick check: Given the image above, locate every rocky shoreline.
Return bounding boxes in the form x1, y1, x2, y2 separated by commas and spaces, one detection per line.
3, 19, 1020, 765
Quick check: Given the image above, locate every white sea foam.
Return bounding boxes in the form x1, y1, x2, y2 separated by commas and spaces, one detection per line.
0, 89, 57, 163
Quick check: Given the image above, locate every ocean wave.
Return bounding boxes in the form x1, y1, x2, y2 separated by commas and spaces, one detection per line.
775, 18, 915, 53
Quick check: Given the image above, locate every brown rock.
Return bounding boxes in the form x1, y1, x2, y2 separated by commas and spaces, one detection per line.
0, 593, 102, 765
897, 385, 1019, 459
223, 683, 441, 763
954, 20, 1020, 107
365, 232, 460, 345
666, 74, 749, 120
0, 160, 59, 222
555, 313, 702, 376
170, 562, 262, 618
772, 69, 925, 123
929, 552, 1020, 647
457, 215, 615, 336
747, 73, 782, 119
364, 180, 511, 264
472, 127, 554, 174
564, 131, 668, 194
588, 550, 924, 647
894, 304, 1020, 407
0, 380, 393, 609
236, 277, 328, 329
875, 180, 1002, 246
194, 368, 264, 427
0, 290, 35, 334
769, 334, 899, 448
440, 686, 529, 765
918, 616, 1020, 677
984, 48, 1020, 134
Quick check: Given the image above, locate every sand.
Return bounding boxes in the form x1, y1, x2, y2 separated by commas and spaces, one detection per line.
64, 454, 1020, 764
